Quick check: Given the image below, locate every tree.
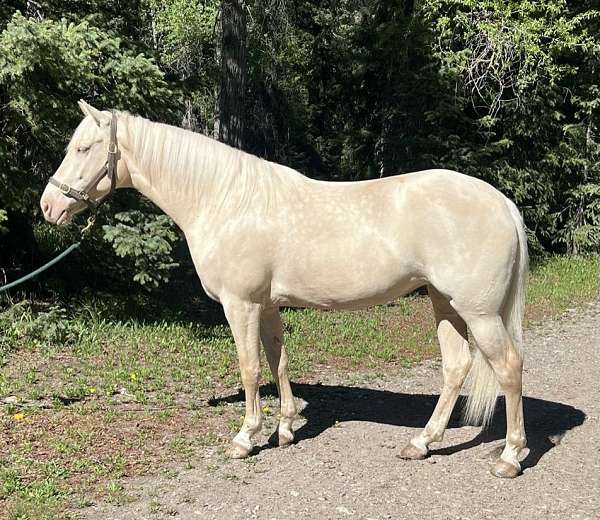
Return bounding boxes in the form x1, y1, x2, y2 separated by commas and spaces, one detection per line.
0, 12, 178, 282
141, 0, 220, 133
420, 0, 600, 252
218, 0, 247, 148
2, 0, 599, 293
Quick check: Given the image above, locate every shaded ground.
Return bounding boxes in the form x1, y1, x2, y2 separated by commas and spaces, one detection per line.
83, 302, 600, 520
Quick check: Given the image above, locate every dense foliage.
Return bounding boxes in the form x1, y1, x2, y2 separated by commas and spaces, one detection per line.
0, 0, 598, 293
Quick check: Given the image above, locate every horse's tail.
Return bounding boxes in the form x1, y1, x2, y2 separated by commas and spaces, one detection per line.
463, 197, 529, 427
501, 198, 529, 355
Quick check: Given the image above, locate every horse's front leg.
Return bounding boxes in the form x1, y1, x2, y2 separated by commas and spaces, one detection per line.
260, 307, 297, 446
222, 297, 263, 459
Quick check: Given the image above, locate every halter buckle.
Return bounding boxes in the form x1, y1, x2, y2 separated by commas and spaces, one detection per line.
108, 142, 118, 155
58, 183, 71, 196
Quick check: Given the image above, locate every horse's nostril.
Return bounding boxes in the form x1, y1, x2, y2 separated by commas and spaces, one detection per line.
41, 201, 50, 216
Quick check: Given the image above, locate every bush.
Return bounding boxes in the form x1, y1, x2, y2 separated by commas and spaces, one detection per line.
102, 211, 180, 288
0, 301, 74, 359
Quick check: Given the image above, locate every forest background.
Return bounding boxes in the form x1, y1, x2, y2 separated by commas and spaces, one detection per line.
0, 0, 598, 292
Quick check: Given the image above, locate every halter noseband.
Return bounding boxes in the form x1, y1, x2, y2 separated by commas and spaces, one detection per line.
49, 111, 119, 211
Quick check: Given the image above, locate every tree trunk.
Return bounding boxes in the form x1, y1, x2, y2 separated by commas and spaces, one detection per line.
219, 0, 247, 149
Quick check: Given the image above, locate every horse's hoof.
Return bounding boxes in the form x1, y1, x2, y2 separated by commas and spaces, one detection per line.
398, 442, 428, 460
278, 429, 294, 447
227, 441, 251, 459
490, 459, 520, 478
267, 426, 294, 447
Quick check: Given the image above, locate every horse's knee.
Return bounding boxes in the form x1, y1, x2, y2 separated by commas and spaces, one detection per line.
240, 363, 261, 386
443, 363, 472, 390
277, 348, 290, 375
440, 340, 472, 388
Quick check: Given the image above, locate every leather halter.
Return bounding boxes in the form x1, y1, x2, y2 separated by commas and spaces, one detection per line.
49, 111, 119, 211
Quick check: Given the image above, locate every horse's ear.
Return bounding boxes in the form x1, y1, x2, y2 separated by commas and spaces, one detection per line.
78, 99, 110, 127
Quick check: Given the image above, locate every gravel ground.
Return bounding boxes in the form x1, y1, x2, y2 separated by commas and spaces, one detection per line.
84, 302, 600, 520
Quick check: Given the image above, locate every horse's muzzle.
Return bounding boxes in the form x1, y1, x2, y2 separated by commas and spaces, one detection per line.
40, 187, 76, 225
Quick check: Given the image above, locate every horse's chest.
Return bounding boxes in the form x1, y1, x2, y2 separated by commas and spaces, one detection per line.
198, 276, 221, 303
188, 239, 272, 303
190, 254, 226, 302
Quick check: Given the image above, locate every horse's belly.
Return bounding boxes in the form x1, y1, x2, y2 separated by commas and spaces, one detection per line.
271, 261, 425, 309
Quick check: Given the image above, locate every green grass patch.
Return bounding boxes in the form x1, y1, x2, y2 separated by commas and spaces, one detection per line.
527, 254, 599, 322
283, 297, 437, 371
0, 254, 597, 518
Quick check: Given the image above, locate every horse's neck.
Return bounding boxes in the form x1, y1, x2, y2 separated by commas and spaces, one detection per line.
124, 116, 305, 237
124, 117, 237, 232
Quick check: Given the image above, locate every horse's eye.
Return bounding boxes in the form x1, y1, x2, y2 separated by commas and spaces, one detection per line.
77, 146, 90, 153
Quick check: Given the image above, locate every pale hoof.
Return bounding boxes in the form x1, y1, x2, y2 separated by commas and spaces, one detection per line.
398, 442, 428, 460
267, 425, 294, 447
227, 441, 252, 459
490, 459, 520, 478
278, 429, 294, 447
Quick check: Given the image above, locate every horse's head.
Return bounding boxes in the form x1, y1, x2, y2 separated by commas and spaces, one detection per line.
40, 100, 126, 225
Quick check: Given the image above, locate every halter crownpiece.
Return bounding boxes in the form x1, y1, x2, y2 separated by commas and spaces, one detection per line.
49, 110, 119, 211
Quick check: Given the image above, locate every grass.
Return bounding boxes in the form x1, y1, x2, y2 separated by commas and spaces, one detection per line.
0, 254, 597, 518
526, 255, 599, 321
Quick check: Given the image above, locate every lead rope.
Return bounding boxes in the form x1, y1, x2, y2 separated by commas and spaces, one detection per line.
0, 215, 96, 294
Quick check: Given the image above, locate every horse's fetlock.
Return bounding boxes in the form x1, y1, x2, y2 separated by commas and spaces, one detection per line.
507, 432, 526, 449
429, 432, 444, 443
281, 403, 296, 419
244, 415, 262, 433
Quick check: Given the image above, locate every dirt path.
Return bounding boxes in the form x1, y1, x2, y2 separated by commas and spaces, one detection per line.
84, 303, 600, 520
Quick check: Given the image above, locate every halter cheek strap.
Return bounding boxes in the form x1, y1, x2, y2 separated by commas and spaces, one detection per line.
49, 110, 119, 211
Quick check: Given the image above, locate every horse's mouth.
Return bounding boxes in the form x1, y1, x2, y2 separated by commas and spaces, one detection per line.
56, 209, 71, 226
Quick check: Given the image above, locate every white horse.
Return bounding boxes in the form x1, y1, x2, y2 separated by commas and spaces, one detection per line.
41, 101, 529, 478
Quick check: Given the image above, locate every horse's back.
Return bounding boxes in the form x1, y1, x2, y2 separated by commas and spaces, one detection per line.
268, 169, 518, 310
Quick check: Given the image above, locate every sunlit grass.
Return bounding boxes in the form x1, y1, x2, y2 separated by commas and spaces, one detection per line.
526, 254, 599, 321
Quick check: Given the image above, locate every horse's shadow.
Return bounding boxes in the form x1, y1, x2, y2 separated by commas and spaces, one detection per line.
209, 382, 585, 471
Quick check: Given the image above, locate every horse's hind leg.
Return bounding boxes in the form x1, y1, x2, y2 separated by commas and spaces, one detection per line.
260, 307, 297, 446
400, 287, 472, 459
464, 314, 526, 478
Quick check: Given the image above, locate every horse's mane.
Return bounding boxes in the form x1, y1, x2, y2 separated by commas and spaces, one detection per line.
125, 113, 305, 215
